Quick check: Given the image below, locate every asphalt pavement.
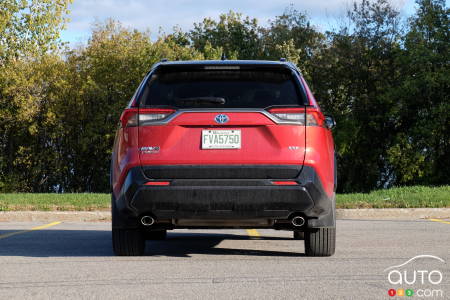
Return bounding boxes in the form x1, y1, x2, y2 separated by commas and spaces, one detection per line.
0, 219, 449, 299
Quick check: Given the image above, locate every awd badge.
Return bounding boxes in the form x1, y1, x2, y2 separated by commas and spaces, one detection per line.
140, 146, 160, 154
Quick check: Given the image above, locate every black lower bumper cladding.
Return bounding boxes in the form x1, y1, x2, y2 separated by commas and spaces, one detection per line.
112, 165, 335, 229
142, 165, 302, 179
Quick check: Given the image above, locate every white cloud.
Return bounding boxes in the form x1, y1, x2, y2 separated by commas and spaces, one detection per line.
61, 0, 414, 43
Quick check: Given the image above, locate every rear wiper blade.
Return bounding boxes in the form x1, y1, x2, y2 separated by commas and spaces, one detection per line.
175, 97, 226, 105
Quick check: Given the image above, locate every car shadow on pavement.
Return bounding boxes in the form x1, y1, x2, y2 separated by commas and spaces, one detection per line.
147, 232, 305, 257
0, 230, 304, 258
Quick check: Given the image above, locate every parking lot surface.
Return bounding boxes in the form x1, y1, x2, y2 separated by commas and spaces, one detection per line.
0, 219, 449, 299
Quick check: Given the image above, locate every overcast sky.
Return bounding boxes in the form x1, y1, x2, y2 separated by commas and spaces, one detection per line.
60, 0, 421, 44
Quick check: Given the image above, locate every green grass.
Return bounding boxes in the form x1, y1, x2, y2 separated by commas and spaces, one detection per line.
0, 193, 110, 211
336, 185, 450, 208
0, 186, 449, 211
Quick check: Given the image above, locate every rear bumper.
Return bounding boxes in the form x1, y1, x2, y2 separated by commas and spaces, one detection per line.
112, 166, 335, 229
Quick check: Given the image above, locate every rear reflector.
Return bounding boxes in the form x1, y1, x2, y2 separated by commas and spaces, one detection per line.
145, 181, 171, 186
271, 181, 299, 185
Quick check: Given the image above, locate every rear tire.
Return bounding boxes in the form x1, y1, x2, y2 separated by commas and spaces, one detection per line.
293, 231, 304, 240
112, 228, 145, 256
304, 227, 335, 256
145, 230, 167, 240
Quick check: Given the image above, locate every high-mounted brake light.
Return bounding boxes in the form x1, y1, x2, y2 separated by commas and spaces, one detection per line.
268, 108, 323, 126
120, 108, 175, 127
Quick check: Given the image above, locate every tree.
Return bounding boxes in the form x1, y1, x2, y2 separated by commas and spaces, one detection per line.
190, 11, 262, 59
1, 1, 448, 193
0, 0, 72, 63
388, 0, 449, 185
0, 0, 72, 191
309, 0, 403, 192
261, 6, 324, 76
51, 20, 204, 192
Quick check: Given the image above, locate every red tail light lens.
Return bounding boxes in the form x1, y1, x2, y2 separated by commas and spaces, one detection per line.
145, 181, 171, 186
120, 109, 139, 127
271, 181, 299, 185
120, 108, 175, 127
268, 108, 323, 126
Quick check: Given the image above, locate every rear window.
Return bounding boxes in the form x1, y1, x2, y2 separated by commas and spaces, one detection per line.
139, 68, 306, 108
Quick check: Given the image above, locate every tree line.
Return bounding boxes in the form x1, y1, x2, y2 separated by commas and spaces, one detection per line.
0, 0, 448, 193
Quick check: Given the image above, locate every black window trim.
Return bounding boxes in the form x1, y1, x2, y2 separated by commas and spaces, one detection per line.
134, 64, 309, 107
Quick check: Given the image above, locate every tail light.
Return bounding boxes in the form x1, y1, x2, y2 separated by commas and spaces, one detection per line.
120, 108, 175, 127
268, 108, 324, 126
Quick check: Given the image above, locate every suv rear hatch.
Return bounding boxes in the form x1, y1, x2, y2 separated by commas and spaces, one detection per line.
136, 63, 308, 179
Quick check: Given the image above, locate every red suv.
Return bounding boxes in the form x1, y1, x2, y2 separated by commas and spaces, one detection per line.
111, 60, 336, 256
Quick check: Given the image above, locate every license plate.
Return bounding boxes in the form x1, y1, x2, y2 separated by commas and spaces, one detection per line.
202, 130, 241, 149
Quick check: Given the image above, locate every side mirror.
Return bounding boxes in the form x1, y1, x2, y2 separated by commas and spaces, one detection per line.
325, 115, 336, 130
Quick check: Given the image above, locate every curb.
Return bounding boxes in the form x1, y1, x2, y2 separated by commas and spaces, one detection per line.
0, 208, 449, 222
336, 208, 450, 220
0, 211, 111, 222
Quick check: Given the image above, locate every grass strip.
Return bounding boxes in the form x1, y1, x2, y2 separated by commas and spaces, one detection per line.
0, 185, 449, 211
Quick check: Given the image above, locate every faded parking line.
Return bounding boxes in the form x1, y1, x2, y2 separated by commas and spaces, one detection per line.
0, 221, 61, 240
429, 218, 450, 225
246, 229, 260, 238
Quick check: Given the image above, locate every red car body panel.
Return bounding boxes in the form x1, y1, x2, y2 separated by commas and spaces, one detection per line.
111, 126, 140, 197
138, 112, 306, 166
113, 110, 334, 199
304, 126, 335, 197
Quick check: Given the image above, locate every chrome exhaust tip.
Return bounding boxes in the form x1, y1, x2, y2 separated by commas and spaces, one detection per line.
141, 216, 155, 226
291, 216, 305, 227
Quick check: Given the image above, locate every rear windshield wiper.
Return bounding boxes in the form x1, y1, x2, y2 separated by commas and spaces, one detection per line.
175, 97, 226, 105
